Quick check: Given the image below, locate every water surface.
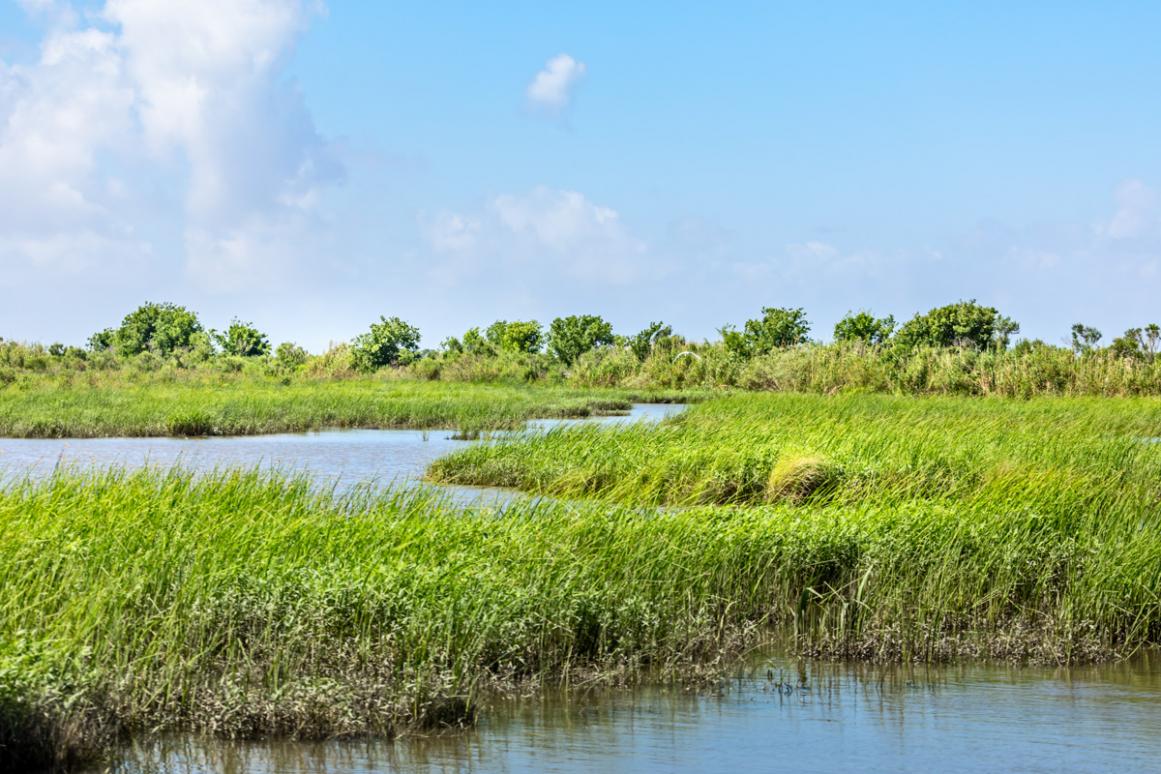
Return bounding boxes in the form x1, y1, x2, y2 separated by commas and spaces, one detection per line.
103, 655, 1161, 773
0, 402, 684, 504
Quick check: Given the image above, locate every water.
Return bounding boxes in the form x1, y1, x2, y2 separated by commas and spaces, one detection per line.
0, 402, 685, 505
104, 655, 1161, 773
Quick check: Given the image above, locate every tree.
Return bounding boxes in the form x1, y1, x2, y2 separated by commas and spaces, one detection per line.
88, 328, 115, 351
722, 307, 810, 358
351, 316, 421, 371
895, 300, 1018, 350
460, 327, 493, 356
629, 321, 673, 362
833, 311, 895, 345
216, 319, 271, 357
485, 320, 544, 354
548, 315, 615, 365
1144, 324, 1160, 358
275, 342, 309, 369
1109, 328, 1145, 359
1070, 323, 1102, 355
105, 302, 204, 357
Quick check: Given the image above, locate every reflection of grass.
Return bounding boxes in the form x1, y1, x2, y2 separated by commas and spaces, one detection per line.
0, 377, 686, 438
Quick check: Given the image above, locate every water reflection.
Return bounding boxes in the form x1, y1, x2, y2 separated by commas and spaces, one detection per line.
103, 655, 1161, 773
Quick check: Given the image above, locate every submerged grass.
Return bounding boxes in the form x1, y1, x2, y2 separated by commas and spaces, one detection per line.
0, 378, 686, 438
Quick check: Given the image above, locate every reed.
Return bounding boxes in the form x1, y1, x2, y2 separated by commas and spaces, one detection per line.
0, 377, 684, 438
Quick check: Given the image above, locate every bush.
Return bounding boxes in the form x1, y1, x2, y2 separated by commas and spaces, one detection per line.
275, 342, 309, 370
895, 300, 1018, 351
833, 311, 895, 345
106, 302, 203, 357
722, 307, 810, 358
485, 320, 544, 354
548, 315, 615, 366
217, 319, 270, 358
351, 317, 421, 372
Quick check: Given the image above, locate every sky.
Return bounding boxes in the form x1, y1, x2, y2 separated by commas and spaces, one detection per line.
2, 1, 1161, 350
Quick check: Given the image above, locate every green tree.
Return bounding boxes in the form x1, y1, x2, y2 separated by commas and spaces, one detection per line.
724, 307, 810, 358
351, 316, 421, 371
216, 319, 271, 357
833, 311, 896, 345
275, 342, 309, 369
88, 328, 116, 351
1070, 323, 1102, 355
1109, 328, 1145, 359
548, 315, 615, 365
460, 327, 493, 356
106, 302, 204, 357
895, 300, 1018, 350
629, 321, 673, 362
485, 320, 544, 354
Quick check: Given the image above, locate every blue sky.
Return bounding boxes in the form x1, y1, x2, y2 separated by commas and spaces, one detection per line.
2, 1, 1160, 349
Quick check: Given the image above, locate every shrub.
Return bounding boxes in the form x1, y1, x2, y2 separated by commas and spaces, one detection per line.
895, 300, 1018, 351
722, 307, 810, 358
217, 319, 271, 357
548, 315, 615, 366
833, 311, 895, 345
485, 320, 544, 355
351, 317, 421, 372
275, 342, 309, 370
106, 302, 204, 357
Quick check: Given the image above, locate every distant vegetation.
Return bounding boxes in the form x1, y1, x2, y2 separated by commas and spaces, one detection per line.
6, 300, 1161, 396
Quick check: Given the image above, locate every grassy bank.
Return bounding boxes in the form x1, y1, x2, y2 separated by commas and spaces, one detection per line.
3, 459, 1160, 767
0, 378, 686, 438
429, 393, 1161, 506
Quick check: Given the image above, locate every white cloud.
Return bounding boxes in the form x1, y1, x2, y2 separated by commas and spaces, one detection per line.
526, 53, 586, 110
0, 0, 340, 289
423, 186, 648, 284
1101, 179, 1160, 240
422, 212, 481, 254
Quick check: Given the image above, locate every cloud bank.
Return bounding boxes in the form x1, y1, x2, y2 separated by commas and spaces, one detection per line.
0, 0, 340, 291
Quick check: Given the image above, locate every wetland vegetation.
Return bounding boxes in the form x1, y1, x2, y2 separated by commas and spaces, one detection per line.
3, 301, 1161, 769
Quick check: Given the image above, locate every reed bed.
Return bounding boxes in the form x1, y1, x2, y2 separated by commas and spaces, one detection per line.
429, 393, 1161, 506
5, 394, 1161, 767
0, 379, 680, 438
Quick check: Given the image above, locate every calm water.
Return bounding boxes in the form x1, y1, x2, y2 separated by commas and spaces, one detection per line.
104, 655, 1161, 773
0, 402, 684, 504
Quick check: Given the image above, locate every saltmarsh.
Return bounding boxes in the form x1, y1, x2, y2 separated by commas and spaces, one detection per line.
0, 376, 683, 438
4, 392, 1161, 768
428, 392, 1161, 655
429, 393, 1161, 507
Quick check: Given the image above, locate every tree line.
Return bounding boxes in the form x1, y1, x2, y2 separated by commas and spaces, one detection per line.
5, 299, 1159, 374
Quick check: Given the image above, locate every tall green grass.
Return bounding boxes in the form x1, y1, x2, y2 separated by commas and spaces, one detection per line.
565, 340, 1161, 396
3, 456, 1159, 767
429, 393, 1161, 656
0, 377, 685, 438
430, 393, 1161, 506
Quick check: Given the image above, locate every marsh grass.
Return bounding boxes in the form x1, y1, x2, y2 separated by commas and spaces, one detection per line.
4, 440, 1161, 765
0, 377, 686, 438
6, 393, 1161, 767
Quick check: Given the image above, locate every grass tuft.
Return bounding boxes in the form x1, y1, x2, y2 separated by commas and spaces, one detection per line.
766, 453, 841, 504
